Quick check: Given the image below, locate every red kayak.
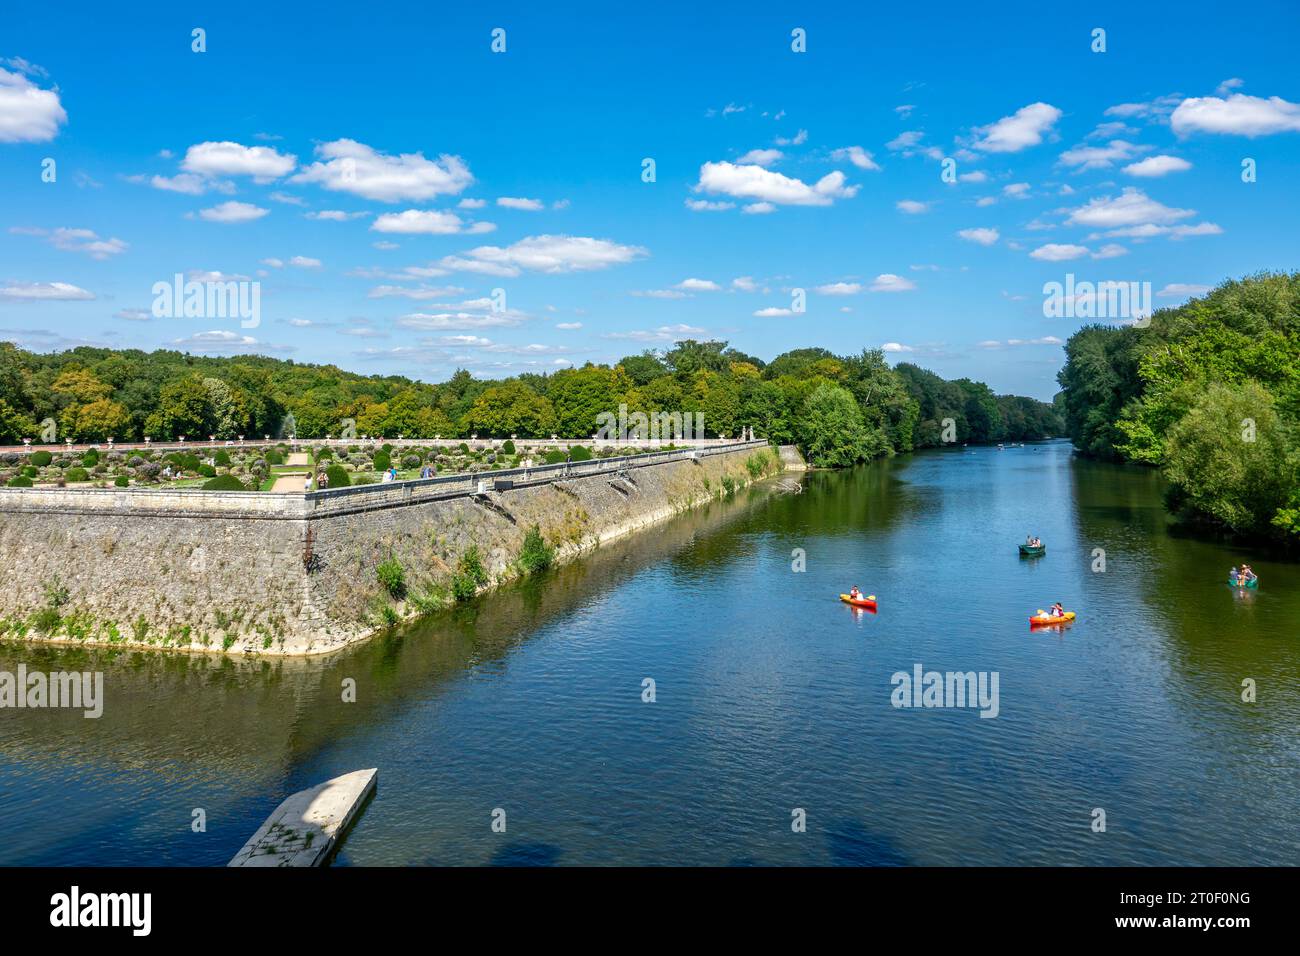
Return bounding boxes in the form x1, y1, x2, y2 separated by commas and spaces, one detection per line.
840, 593, 877, 609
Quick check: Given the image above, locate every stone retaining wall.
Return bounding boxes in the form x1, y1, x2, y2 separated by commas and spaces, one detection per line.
0, 441, 797, 656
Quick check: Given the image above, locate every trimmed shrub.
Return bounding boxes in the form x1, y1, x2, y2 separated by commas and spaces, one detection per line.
198, 464, 217, 478
315, 446, 332, 460
569, 445, 593, 461
22, 465, 37, 478
7, 475, 32, 487
64, 467, 90, 482
543, 449, 567, 465
202, 474, 247, 491
214, 450, 232, 466
324, 464, 351, 489
373, 450, 391, 472
31, 450, 52, 467
265, 449, 285, 466
82, 449, 99, 467
501, 439, 516, 455
114, 475, 129, 487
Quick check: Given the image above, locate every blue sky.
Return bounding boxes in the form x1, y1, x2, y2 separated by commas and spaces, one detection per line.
1, 0, 1298, 400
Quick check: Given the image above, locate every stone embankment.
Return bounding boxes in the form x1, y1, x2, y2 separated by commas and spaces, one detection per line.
0, 441, 802, 656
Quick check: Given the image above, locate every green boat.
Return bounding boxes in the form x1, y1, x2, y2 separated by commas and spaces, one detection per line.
1228, 575, 1259, 589
1019, 544, 1046, 557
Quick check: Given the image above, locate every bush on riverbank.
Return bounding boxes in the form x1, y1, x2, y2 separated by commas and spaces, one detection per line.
376, 556, 407, 599
518, 525, 555, 575
451, 545, 489, 601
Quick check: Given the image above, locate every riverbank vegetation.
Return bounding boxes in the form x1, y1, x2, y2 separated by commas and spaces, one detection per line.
1057, 271, 1299, 543
0, 339, 1062, 470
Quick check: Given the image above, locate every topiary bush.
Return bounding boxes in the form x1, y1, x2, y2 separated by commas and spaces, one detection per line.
64, 467, 90, 482
324, 463, 351, 489
198, 464, 217, 478
82, 449, 99, 467
31, 450, 52, 467
202, 474, 247, 491
114, 475, 129, 487
7, 475, 32, 487
501, 439, 516, 455
569, 445, 593, 461
214, 450, 232, 466
373, 450, 391, 472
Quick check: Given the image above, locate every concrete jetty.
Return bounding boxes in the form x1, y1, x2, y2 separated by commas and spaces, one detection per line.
228, 768, 377, 867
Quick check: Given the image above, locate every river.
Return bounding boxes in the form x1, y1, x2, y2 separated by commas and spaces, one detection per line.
2, 440, 1297, 865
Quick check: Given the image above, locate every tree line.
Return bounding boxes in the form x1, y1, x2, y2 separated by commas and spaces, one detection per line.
0, 338, 1063, 466
1057, 271, 1300, 543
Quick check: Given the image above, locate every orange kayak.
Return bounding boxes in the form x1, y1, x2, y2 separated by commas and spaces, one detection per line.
840, 593, 877, 608
1029, 611, 1075, 626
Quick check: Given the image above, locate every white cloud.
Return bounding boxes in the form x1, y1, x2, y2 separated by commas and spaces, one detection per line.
1029, 243, 1091, 261
604, 323, 708, 342
556, 322, 582, 330
731, 276, 758, 292
114, 308, 151, 321
306, 209, 368, 221
1091, 243, 1128, 259
774, 129, 808, 146
685, 199, 735, 211
440, 234, 647, 276
737, 148, 783, 166
12, 226, 127, 260
0, 64, 67, 142
269, 191, 306, 206
870, 274, 916, 292
971, 102, 1062, 153
1215, 78, 1245, 96
958, 171, 989, 183
831, 146, 881, 170
0, 281, 94, 301
181, 141, 296, 182
1123, 155, 1192, 177
753, 307, 794, 317
742, 202, 776, 214
1157, 283, 1212, 298
197, 201, 269, 224
1058, 139, 1149, 170
1104, 94, 1183, 121
896, 200, 929, 214
694, 161, 858, 206
975, 196, 997, 207
1003, 182, 1031, 198
144, 172, 234, 195
289, 138, 473, 202
957, 227, 1000, 246
170, 330, 291, 354
1065, 187, 1193, 228
676, 278, 721, 291
881, 342, 913, 353
458, 198, 487, 209
979, 336, 1063, 349
289, 255, 321, 269
371, 209, 467, 235
814, 282, 862, 295
631, 289, 689, 299
1171, 93, 1300, 137
497, 196, 545, 210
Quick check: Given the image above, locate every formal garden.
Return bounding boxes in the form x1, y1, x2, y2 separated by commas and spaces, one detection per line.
0, 439, 680, 491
